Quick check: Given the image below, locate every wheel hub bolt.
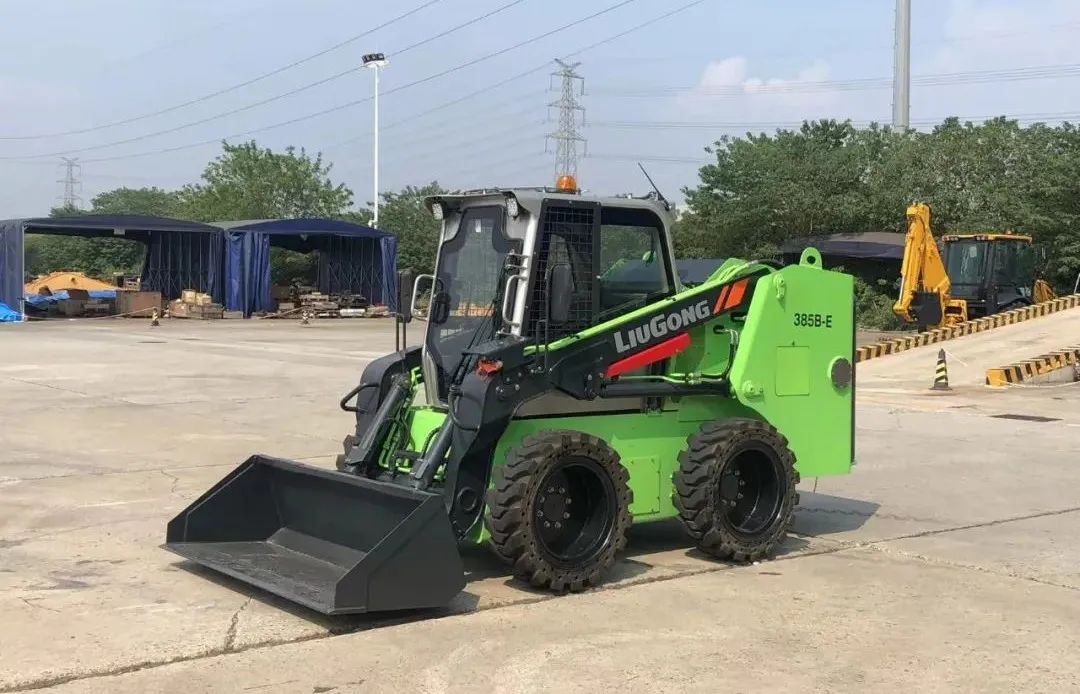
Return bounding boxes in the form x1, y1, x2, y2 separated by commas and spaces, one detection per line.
559, 487, 566, 494
554, 522, 561, 529
737, 493, 744, 500
563, 512, 570, 519
537, 510, 544, 517
547, 487, 555, 493
739, 480, 745, 487
544, 521, 551, 528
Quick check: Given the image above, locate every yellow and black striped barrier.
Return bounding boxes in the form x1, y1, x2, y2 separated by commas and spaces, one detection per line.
985, 346, 1080, 387
856, 294, 1080, 364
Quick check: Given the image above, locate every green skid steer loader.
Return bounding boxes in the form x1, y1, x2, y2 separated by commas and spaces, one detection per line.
166, 182, 855, 615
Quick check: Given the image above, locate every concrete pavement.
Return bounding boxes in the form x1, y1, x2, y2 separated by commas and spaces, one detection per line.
1, 318, 1078, 692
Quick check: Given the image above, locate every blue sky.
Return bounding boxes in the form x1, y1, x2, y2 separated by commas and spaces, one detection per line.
1, 0, 1079, 217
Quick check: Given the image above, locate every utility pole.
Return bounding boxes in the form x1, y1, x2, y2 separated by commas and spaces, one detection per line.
58, 157, 82, 209
547, 59, 585, 185
363, 52, 389, 226
892, 0, 911, 130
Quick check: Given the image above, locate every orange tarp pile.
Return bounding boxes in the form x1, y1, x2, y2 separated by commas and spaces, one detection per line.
25, 271, 115, 294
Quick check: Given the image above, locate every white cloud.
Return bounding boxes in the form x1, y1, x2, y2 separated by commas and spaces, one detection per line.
675, 56, 850, 124
919, 0, 1080, 121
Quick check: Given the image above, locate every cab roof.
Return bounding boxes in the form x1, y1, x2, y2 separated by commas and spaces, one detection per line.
424, 187, 673, 221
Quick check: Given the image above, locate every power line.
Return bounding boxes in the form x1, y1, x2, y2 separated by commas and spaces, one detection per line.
587, 110, 1080, 131
38, 0, 707, 165
590, 62, 1080, 99
327, 0, 711, 153
0, 0, 445, 141
1, 0, 532, 159
587, 153, 708, 164
325, 88, 549, 151
7, 0, 639, 161
581, 21, 1080, 66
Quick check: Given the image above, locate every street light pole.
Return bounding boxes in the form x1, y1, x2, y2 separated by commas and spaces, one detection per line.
362, 53, 389, 226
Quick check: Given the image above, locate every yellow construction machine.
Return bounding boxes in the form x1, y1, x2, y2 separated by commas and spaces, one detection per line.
893, 203, 1056, 330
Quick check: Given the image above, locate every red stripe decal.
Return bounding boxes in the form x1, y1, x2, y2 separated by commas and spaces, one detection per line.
606, 332, 691, 379
723, 278, 748, 309
712, 285, 731, 314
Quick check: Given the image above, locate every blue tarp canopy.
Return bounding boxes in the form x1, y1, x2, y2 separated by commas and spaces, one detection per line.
0, 214, 224, 318
218, 218, 397, 317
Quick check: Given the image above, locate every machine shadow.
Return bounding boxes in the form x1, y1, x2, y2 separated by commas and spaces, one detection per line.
170, 492, 879, 630
624, 518, 812, 561
792, 491, 881, 537
173, 560, 478, 634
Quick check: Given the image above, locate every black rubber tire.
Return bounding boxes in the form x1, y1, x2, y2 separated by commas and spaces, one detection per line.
674, 418, 800, 562
334, 434, 360, 472
485, 430, 632, 593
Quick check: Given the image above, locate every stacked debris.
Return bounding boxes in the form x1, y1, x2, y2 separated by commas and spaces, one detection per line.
271, 285, 380, 318
168, 290, 224, 319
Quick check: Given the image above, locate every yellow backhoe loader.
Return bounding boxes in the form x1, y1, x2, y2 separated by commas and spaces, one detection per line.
893, 203, 1056, 330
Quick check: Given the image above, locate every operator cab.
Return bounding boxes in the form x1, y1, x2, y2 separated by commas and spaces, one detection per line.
413, 178, 678, 407
942, 234, 1036, 317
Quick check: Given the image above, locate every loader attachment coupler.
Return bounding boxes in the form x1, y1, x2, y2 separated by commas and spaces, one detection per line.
165, 455, 465, 615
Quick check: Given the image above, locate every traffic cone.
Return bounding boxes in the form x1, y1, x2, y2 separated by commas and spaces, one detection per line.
931, 349, 950, 390
300, 310, 310, 325
150, 307, 160, 327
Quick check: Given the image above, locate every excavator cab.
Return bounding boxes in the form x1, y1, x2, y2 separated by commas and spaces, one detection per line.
942, 234, 1037, 318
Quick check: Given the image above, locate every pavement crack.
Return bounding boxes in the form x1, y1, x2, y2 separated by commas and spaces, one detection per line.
868, 506, 1080, 544
223, 597, 253, 652
158, 469, 180, 495
864, 543, 1080, 592
18, 597, 59, 614
797, 506, 945, 524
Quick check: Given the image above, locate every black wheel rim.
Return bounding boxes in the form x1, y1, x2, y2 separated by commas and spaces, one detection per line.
715, 445, 785, 539
533, 457, 616, 568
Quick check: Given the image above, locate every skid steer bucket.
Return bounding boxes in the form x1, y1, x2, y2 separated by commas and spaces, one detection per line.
165, 455, 465, 615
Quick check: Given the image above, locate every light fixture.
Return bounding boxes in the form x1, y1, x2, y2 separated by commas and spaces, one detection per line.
555, 175, 578, 193
431, 201, 444, 221
505, 195, 519, 218
361, 53, 388, 68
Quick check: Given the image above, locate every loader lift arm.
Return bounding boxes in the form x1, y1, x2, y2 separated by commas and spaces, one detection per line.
893, 203, 968, 329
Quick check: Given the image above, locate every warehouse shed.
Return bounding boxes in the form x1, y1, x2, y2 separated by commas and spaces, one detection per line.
218, 218, 397, 317
0, 214, 225, 319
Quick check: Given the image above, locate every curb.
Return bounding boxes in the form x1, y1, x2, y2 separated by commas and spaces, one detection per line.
856, 294, 1080, 364
985, 346, 1080, 387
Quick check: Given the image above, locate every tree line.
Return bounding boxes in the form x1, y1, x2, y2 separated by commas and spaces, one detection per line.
27, 118, 1080, 326
675, 117, 1080, 325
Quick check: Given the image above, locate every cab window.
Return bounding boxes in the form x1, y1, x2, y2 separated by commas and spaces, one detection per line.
597, 208, 672, 322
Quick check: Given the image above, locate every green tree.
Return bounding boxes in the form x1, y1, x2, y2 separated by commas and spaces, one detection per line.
25, 187, 181, 279
90, 186, 182, 217
375, 183, 446, 274
180, 140, 354, 221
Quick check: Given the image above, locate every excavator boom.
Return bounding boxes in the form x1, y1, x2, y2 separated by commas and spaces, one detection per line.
893, 203, 967, 329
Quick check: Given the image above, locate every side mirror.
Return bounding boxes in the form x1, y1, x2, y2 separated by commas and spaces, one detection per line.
397, 268, 415, 323
548, 263, 575, 325
410, 274, 439, 321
